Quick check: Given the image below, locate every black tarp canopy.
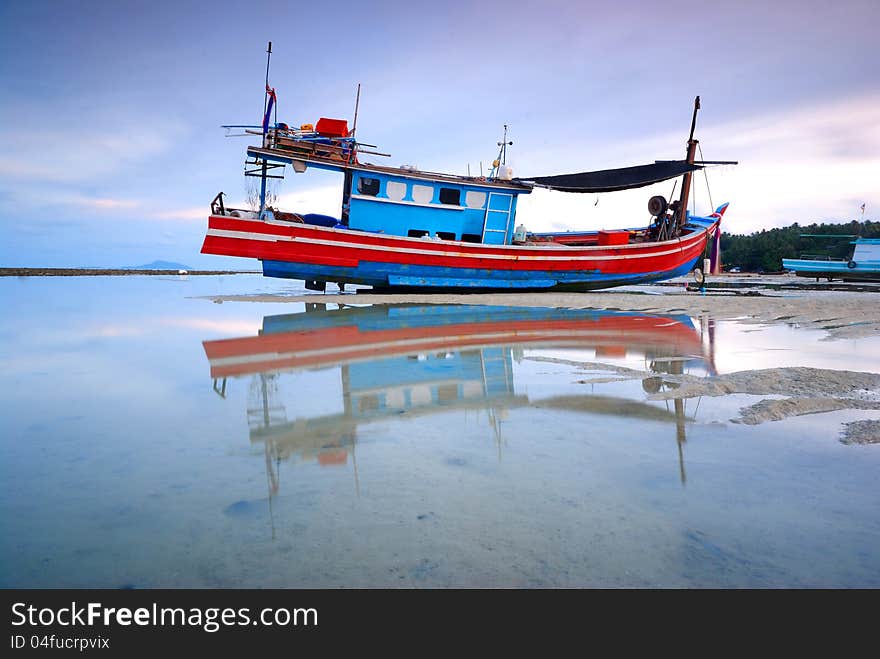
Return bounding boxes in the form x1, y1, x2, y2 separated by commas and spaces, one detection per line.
517, 160, 701, 193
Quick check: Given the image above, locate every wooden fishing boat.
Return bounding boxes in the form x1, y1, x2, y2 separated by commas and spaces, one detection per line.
201, 44, 734, 291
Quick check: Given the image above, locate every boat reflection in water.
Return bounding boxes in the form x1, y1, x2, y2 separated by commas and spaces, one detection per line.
203, 304, 715, 507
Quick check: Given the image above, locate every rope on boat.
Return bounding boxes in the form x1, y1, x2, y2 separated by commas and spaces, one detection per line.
698, 142, 715, 212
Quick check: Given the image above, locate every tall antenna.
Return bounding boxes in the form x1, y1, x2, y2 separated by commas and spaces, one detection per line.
490, 125, 513, 179
496, 124, 513, 165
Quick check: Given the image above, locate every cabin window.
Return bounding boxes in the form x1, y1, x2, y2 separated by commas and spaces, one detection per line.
407, 229, 429, 238
357, 176, 380, 196
436, 231, 456, 241
439, 187, 461, 206
412, 184, 433, 204
386, 181, 406, 201
465, 191, 486, 209
461, 233, 482, 243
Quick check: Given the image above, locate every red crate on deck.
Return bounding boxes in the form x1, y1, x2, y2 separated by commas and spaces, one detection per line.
315, 117, 349, 138
597, 230, 630, 246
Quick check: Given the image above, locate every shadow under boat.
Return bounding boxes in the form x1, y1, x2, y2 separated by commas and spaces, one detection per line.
203, 303, 716, 500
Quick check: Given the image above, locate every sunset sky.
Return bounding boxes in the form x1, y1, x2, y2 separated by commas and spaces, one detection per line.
1, 0, 877, 268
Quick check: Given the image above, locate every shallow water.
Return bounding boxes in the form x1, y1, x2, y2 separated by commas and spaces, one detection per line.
1, 275, 879, 588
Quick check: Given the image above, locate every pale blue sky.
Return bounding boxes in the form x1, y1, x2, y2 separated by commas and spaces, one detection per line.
1, 0, 877, 267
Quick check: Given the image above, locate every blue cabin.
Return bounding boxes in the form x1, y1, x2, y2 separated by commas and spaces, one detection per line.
246, 144, 532, 245
346, 169, 528, 245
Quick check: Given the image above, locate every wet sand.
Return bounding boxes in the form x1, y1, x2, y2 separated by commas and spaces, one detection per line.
527, 355, 880, 428
840, 420, 880, 445
200, 287, 880, 340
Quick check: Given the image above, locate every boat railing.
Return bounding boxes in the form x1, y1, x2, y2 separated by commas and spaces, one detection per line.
796, 254, 848, 262
210, 191, 226, 215
209, 191, 257, 218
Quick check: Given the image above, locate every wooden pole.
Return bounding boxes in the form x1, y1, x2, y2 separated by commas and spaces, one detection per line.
351, 83, 361, 136
259, 42, 273, 214
677, 96, 700, 232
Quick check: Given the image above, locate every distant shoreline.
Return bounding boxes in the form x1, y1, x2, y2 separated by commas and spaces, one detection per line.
0, 268, 259, 277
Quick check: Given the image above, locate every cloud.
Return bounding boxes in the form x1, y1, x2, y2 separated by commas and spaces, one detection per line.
276, 184, 343, 216
70, 197, 140, 210
696, 93, 880, 231
160, 318, 262, 335
140, 184, 344, 223
0, 100, 188, 185
92, 317, 263, 339
516, 92, 880, 234
150, 206, 208, 222
0, 189, 209, 224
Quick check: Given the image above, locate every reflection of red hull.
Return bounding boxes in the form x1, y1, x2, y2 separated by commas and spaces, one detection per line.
204, 311, 704, 379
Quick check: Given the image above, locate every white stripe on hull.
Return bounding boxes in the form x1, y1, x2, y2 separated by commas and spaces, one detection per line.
205, 227, 707, 263
209, 214, 709, 253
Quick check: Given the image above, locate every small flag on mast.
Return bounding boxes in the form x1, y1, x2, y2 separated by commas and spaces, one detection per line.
262, 86, 277, 134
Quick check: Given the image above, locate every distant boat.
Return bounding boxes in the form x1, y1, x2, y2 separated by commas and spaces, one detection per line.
783, 238, 880, 282
200, 43, 735, 292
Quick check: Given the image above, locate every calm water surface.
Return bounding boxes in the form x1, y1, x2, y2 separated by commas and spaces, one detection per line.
1, 275, 879, 588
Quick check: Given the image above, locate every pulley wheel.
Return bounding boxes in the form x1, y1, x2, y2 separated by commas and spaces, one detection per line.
648, 195, 668, 217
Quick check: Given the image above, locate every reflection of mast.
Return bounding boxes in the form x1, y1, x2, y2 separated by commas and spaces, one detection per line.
644, 359, 689, 485
249, 373, 285, 538
671, 359, 687, 486
700, 315, 718, 376
341, 364, 360, 497
480, 347, 511, 461
674, 398, 686, 485
265, 441, 277, 540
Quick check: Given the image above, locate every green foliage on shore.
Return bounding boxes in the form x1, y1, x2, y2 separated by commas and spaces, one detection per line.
720, 220, 880, 272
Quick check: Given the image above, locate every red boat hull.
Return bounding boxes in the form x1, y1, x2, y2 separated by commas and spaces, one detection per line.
201, 215, 718, 290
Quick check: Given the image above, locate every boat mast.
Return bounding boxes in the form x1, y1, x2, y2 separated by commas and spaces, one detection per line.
676, 96, 700, 233
259, 41, 273, 215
